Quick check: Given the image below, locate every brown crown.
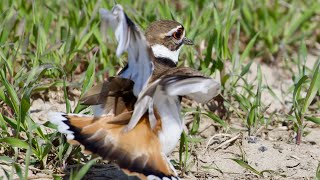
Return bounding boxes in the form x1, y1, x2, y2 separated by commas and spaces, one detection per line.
145, 20, 185, 51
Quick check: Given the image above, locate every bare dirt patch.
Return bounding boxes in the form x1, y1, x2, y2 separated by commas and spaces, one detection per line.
174, 117, 320, 179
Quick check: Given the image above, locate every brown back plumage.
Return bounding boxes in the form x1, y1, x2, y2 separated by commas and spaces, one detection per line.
80, 77, 136, 115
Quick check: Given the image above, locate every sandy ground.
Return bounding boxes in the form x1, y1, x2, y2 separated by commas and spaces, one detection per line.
1, 54, 319, 180
172, 117, 320, 180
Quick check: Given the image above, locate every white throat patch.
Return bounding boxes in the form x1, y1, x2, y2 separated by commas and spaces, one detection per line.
151, 44, 182, 64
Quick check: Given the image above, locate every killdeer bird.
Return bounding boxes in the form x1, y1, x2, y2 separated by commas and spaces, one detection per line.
90, 5, 193, 117
49, 4, 220, 180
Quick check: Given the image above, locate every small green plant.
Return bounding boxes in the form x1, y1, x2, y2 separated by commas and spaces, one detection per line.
218, 26, 266, 135
178, 107, 202, 175
290, 43, 320, 144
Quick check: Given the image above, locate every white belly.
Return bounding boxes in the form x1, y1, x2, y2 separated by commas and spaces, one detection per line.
154, 95, 183, 155
158, 119, 183, 155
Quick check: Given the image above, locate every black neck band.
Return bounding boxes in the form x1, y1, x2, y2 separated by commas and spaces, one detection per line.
155, 57, 177, 67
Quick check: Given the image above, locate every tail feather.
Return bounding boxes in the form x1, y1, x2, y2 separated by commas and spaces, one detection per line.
48, 112, 179, 180
48, 112, 75, 140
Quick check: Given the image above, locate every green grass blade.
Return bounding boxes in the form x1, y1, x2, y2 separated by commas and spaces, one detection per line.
63, 80, 71, 113
255, 65, 262, 113
183, 132, 189, 170
179, 132, 186, 166
0, 113, 8, 132
293, 75, 308, 107
298, 41, 307, 76
203, 34, 215, 68
73, 158, 98, 180
302, 60, 320, 114
13, 163, 23, 180
240, 61, 253, 77
24, 145, 32, 179
222, 0, 235, 60
231, 158, 261, 176
18, 88, 32, 132
240, 33, 259, 63
246, 105, 258, 132
0, 137, 29, 149
202, 111, 228, 129
0, 69, 19, 113
190, 107, 201, 135
213, 5, 221, 34
80, 55, 96, 96
316, 161, 320, 180
74, 53, 96, 113
0, 156, 14, 163
231, 21, 240, 74
232, 61, 253, 86
179, 131, 189, 170
305, 116, 320, 124
77, 31, 93, 50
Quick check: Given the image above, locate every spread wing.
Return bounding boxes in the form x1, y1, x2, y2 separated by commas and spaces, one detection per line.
48, 112, 178, 180
79, 77, 136, 116
125, 67, 221, 132
100, 5, 154, 96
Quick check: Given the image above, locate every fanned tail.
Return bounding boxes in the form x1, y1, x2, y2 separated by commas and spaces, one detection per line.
48, 112, 179, 180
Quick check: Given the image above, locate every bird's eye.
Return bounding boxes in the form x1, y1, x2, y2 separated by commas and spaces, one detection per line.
173, 29, 183, 40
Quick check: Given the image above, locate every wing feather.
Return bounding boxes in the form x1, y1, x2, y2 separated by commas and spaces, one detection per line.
125, 79, 160, 132
127, 68, 220, 131
163, 76, 220, 103
100, 5, 154, 96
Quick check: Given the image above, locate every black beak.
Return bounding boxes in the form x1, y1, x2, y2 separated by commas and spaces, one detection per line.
183, 37, 193, 45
